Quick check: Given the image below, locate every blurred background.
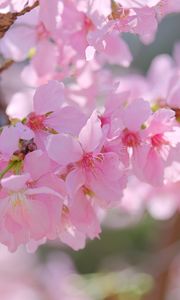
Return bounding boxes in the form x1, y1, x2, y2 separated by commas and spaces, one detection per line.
0, 11, 180, 300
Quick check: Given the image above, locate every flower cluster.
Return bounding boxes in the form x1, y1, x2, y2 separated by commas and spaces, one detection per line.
1, 0, 180, 86
0, 80, 179, 251
107, 43, 180, 222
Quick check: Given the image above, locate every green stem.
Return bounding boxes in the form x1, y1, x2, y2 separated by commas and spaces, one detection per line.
0, 161, 17, 179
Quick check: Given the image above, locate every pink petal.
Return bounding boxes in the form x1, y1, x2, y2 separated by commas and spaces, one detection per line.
24, 150, 51, 181
23, 198, 51, 240
15, 122, 34, 140
32, 40, 58, 78
47, 134, 83, 165
85, 46, 96, 61
143, 148, 165, 186
147, 108, 175, 135
66, 168, 85, 198
167, 73, 180, 108
33, 80, 65, 114
79, 111, 102, 152
1, 174, 30, 191
0, 196, 9, 219
0, 26, 36, 61
89, 174, 124, 208
122, 98, 152, 131
39, 0, 63, 35
101, 34, 132, 67
38, 173, 66, 197
132, 144, 150, 178
46, 106, 86, 136
0, 126, 19, 156
26, 186, 62, 199
70, 190, 101, 239
59, 228, 86, 251
98, 152, 125, 180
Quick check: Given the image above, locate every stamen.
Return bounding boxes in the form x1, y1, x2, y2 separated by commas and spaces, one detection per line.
151, 133, 169, 148
26, 112, 46, 131
121, 129, 141, 147
10, 191, 27, 208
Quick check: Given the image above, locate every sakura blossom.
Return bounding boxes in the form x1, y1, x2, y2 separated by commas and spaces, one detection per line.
1, 2, 180, 299
0, 74, 179, 252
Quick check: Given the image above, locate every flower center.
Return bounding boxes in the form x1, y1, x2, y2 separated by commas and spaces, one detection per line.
10, 191, 27, 208
26, 112, 46, 131
121, 129, 141, 147
84, 15, 94, 32
81, 153, 104, 170
81, 153, 94, 169
151, 133, 169, 148
99, 115, 110, 127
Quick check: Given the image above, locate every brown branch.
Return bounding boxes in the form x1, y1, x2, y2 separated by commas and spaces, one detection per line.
0, 59, 14, 73
144, 214, 180, 300
0, 0, 39, 38
0, 95, 9, 126
104, 295, 119, 300
0, 101, 6, 114
0, 13, 16, 38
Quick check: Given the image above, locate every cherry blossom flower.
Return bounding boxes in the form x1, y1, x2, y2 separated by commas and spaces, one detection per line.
132, 109, 180, 186
25, 80, 86, 148
47, 111, 126, 208
0, 152, 64, 251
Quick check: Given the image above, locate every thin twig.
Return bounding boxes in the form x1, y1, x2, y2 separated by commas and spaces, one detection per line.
0, 59, 14, 73
0, 0, 39, 38
0, 87, 9, 125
